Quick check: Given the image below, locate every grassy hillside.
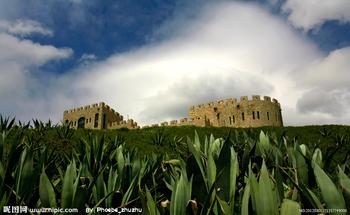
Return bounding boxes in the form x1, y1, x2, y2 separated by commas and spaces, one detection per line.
1, 116, 349, 214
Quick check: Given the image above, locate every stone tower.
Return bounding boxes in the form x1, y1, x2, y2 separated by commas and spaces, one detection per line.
188, 95, 283, 127
63, 102, 138, 129
157, 95, 283, 128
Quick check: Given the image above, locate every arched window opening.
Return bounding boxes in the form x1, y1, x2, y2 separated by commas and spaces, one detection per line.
267, 112, 270, 120
242, 112, 245, 121
257, 111, 260, 119
252, 111, 255, 120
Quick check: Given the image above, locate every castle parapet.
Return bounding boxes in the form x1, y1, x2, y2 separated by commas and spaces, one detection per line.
225, 98, 237, 105
218, 100, 224, 104
252, 95, 261, 101
206, 102, 214, 107
170, 120, 177, 126
161, 122, 168, 126
240, 96, 248, 102
180, 118, 187, 123
264, 96, 271, 102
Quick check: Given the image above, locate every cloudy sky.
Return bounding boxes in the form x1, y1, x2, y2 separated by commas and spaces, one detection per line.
0, 0, 349, 126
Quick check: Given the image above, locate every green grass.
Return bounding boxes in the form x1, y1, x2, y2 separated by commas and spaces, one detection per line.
1, 115, 349, 214
75, 124, 350, 156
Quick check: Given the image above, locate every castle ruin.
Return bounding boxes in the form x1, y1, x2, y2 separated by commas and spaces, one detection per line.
155, 95, 283, 128
63, 102, 138, 129
63, 95, 283, 129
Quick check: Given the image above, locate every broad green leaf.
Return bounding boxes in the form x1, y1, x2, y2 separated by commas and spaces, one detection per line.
312, 148, 323, 168
106, 167, 119, 207
294, 143, 308, 185
249, 163, 259, 212
217, 196, 230, 214
93, 173, 106, 206
15, 148, 34, 197
207, 151, 216, 188
187, 135, 207, 191
39, 169, 57, 208
0, 162, 4, 183
121, 175, 138, 205
313, 162, 346, 212
210, 137, 223, 160
61, 160, 77, 208
280, 199, 301, 215
338, 166, 350, 195
145, 186, 160, 215
241, 179, 250, 215
229, 147, 239, 212
170, 169, 192, 215
306, 188, 323, 209
194, 130, 201, 149
257, 160, 278, 215
299, 144, 307, 156
256, 131, 270, 157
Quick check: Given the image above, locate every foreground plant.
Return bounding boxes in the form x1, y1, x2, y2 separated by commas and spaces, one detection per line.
0, 114, 349, 214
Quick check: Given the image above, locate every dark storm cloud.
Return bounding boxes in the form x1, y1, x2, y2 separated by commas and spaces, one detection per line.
297, 88, 350, 117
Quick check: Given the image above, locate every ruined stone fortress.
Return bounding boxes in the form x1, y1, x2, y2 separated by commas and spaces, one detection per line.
63, 102, 138, 129
63, 95, 283, 129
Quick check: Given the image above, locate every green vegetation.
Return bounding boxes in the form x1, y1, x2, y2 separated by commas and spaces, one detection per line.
1, 115, 349, 214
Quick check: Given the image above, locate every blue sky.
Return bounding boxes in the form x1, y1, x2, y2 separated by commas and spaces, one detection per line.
0, 0, 350, 125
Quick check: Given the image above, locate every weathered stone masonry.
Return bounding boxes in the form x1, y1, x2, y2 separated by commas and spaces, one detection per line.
63, 102, 138, 129
63, 95, 283, 129
158, 95, 283, 128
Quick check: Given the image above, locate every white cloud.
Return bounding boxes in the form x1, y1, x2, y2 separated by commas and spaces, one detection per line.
0, 31, 72, 121
2, 1, 349, 126
78, 53, 97, 65
0, 33, 71, 65
54, 1, 324, 126
282, 0, 350, 31
294, 47, 350, 123
0, 19, 53, 36
298, 47, 350, 90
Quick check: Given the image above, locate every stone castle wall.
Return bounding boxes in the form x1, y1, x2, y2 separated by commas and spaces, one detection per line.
63, 95, 282, 129
63, 102, 138, 129
155, 95, 283, 128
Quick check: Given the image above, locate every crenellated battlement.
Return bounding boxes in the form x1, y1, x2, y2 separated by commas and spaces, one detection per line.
186, 95, 283, 128
156, 117, 192, 127
63, 95, 283, 130
63, 102, 138, 130
189, 95, 280, 113
63, 101, 121, 115
264, 96, 271, 102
